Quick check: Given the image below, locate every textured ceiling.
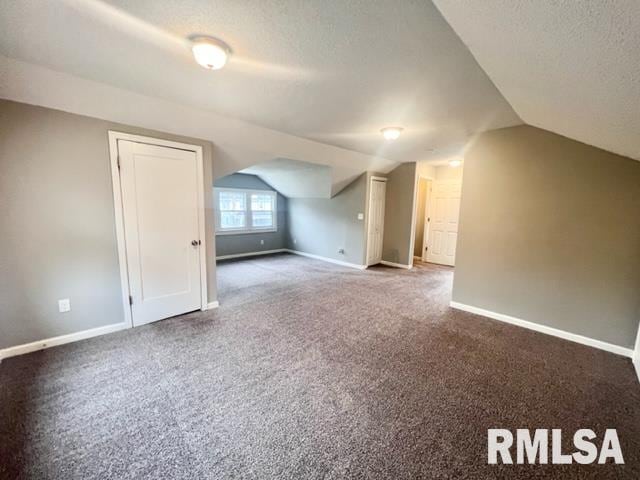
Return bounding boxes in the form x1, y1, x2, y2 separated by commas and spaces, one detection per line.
433, 0, 640, 160
241, 159, 332, 198
0, 0, 520, 164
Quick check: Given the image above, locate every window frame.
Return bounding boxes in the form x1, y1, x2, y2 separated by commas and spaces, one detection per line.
214, 187, 278, 235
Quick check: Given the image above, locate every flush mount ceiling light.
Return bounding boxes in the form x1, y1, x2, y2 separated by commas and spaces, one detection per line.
449, 159, 462, 168
380, 127, 404, 140
191, 36, 231, 70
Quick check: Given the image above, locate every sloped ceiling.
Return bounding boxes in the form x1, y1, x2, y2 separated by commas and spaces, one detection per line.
241, 159, 332, 198
0, 0, 520, 166
433, 0, 640, 161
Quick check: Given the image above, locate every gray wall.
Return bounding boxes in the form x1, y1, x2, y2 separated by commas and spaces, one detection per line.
382, 163, 417, 266
287, 173, 367, 265
214, 173, 287, 257
0, 100, 217, 349
453, 125, 640, 348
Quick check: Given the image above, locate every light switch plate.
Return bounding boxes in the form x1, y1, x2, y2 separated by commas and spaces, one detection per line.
58, 298, 71, 313
357, 213, 364, 220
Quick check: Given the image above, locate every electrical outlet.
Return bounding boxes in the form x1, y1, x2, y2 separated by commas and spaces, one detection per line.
338, 248, 345, 254
58, 298, 71, 313
293, 238, 297, 244
260, 239, 264, 245
357, 212, 364, 220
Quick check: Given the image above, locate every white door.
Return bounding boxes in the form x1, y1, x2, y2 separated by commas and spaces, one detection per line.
367, 179, 386, 265
118, 140, 203, 326
426, 180, 461, 266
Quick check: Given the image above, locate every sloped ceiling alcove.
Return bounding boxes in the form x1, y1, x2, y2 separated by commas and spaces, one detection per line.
433, 0, 640, 161
241, 159, 332, 198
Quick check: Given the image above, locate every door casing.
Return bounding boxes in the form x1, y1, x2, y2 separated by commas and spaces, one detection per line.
365, 176, 387, 266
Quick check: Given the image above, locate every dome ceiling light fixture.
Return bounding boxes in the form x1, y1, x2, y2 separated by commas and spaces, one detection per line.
191, 36, 231, 70
449, 159, 462, 168
380, 127, 404, 140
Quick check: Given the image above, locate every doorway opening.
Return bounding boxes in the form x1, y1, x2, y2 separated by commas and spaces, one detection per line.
413, 177, 432, 263
412, 164, 463, 268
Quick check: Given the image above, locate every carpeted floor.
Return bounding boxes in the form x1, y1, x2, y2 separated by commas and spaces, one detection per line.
1, 253, 639, 479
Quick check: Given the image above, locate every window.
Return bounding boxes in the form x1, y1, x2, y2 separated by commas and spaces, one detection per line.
215, 188, 277, 234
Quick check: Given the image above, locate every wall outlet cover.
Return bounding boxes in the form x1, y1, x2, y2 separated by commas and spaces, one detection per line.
58, 298, 71, 313
260, 239, 264, 245
357, 213, 364, 220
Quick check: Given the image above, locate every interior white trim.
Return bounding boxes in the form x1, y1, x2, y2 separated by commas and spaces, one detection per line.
406, 169, 419, 268
418, 175, 434, 262
108, 131, 209, 324
217, 249, 287, 260
633, 323, 640, 382
108, 132, 134, 329
285, 249, 367, 270
0, 322, 129, 361
450, 301, 634, 358
205, 301, 220, 310
380, 260, 413, 270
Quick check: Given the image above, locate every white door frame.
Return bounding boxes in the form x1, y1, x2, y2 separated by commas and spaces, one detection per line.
419, 176, 434, 262
365, 175, 387, 266
410, 174, 435, 265
108, 131, 208, 328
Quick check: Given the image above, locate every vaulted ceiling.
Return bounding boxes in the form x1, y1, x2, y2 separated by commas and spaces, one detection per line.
0, 0, 520, 166
0, 0, 637, 198
433, 0, 640, 161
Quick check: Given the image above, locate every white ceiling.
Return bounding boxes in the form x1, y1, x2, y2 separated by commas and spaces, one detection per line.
433, 0, 640, 161
0, 0, 521, 164
241, 158, 332, 198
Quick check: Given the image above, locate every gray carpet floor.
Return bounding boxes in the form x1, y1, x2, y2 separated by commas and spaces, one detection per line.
1, 253, 639, 479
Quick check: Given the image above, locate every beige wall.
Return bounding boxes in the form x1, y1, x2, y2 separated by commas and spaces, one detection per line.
434, 164, 463, 181
382, 163, 417, 266
453, 125, 640, 348
0, 100, 216, 349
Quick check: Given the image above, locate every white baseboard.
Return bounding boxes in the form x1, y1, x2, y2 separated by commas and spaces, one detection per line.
216, 249, 286, 261
450, 301, 633, 358
634, 358, 640, 384
285, 249, 367, 270
0, 322, 129, 361
380, 260, 413, 270
204, 301, 219, 310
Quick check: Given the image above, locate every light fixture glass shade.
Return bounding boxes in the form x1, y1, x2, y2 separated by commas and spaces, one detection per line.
381, 127, 403, 140
449, 159, 462, 167
192, 39, 229, 70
